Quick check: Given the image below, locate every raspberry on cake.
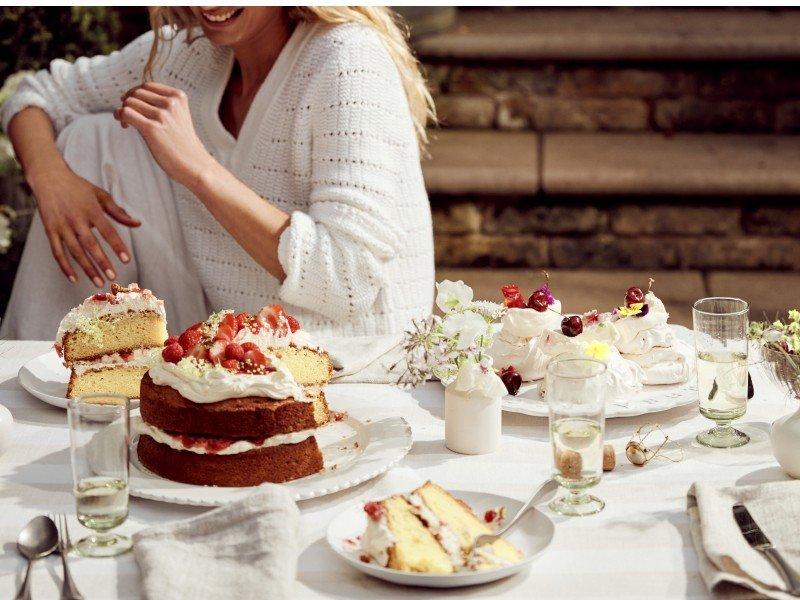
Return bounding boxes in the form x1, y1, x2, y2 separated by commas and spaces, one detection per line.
56, 283, 167, 404
359, 481, 523, 573
136, 305, 333, 487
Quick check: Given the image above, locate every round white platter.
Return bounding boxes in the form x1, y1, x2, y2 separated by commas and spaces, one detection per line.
128, 412, 412, 506
327, 490, 554, 588
502, 324, 698, 419
18, 350, 140, 410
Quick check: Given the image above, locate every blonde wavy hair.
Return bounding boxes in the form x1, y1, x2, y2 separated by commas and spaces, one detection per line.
145, 6, 435, 146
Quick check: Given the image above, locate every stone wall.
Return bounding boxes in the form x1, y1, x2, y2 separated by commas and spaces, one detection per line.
427, 62, 800, 133
432, 199, 800, 271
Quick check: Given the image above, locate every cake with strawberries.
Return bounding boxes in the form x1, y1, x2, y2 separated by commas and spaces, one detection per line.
357, 481, 523, 573
611, 282, 693, 385
489, 277, 563, 386
56, 283, 167, 404
136, 305, 332, 487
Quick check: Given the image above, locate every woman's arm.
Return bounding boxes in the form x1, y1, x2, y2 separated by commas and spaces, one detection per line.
2, 32, 155, 285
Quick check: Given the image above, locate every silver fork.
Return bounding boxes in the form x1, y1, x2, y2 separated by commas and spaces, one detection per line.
52, 513, 84, 600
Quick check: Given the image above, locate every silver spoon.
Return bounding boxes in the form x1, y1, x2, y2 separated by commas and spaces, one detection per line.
471, 478, 559, 553
15, 516, 59, 600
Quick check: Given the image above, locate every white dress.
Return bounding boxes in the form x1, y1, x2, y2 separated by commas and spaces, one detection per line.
0, 21, 435, 339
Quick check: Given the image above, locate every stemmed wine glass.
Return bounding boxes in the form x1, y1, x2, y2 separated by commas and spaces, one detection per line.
693, 297, 750, 449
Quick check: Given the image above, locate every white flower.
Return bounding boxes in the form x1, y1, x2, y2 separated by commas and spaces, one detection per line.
442, 311, 487, 350
435, 280, 473, 313
448, 358, 507, 400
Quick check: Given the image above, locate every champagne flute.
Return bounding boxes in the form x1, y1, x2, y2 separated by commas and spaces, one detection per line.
693, 297, 750, 448
545, 358, 607, 517
67, 394, 132, 557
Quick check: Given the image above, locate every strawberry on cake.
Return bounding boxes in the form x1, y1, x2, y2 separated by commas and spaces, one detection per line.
611, 283, 693, 385
56, 283, 167, 404
136, 305, 332, 487
538, 310, 645, 402
488, 278, 563, 385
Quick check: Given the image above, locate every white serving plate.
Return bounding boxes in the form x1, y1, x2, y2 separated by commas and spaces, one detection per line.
18, 350, 140, 410
327, 490, 554, 588
128, 412, 412, 505
502, 324, 698, 418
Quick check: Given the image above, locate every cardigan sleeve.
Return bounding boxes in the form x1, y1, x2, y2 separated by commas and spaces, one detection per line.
1, 30, 155, 134
277, 27, 414, 321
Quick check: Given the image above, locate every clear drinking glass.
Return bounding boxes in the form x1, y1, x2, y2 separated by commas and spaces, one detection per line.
693, 297, 750, 448
67, 394, 132, 557
545, 358, 607, 517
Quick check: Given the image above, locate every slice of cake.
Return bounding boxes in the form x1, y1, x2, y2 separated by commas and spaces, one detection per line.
136, 305, 332, 487
56, 283, 167, 404
359, 481, 524, 572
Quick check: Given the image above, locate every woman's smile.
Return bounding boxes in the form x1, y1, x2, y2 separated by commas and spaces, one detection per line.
200, 7, 244, 26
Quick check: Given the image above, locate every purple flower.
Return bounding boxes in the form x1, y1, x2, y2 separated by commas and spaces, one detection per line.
635, 303, 650, 318
535, 283, 556, 306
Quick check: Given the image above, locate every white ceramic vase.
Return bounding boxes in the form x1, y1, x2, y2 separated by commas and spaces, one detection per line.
771, 406, 800, 479
444, 387, 501, 455
0, 404, 13, 457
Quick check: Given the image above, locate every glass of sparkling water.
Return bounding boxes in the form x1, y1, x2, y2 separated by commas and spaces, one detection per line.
67, 395, 132, 557
693, 297, 750, 448
545, 358, 607, 517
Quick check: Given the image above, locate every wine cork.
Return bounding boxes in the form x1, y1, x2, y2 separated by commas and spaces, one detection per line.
556, 448, 582, 479
603, 444, 616, 471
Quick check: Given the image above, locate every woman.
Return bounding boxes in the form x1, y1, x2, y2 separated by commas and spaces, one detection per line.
0, 7, 435, 339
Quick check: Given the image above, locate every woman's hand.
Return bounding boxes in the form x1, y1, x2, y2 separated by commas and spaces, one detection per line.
29, 165, 140, 287
114, 82, 214, 189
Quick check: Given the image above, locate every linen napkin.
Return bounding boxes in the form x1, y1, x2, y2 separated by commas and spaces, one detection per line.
319, 334, 405, 384
133, 485, 299, 600
687, 480, 800, 599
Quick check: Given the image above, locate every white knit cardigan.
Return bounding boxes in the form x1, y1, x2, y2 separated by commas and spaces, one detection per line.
1, 22, 435, 337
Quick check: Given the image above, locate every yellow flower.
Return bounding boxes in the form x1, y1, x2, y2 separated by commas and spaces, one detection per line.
585, 341, 610, 361
789, 309, 800, 322
618, 302, 644, 317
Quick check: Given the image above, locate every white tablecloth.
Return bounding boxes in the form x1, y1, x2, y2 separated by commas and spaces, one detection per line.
0, 340, 795, 599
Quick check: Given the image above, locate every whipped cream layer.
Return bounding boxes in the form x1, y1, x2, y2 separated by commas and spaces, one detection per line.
71, 348, 157, 375
360, 512, 396, 567
135, 420, 316, 455
57, 285, 165, 343
148, 356, 305, 403
614, 292, 670, 354
627, 340, 694, 385
234, 325, 312, 349
408, 493, 463, 567
501, 301, 562, 339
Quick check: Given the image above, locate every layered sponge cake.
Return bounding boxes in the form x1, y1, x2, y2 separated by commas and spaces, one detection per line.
56, 283, 167, 404
359, 482, 523, 572
137, 305, 333, 487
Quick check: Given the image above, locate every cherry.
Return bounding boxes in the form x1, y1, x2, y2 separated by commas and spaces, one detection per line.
561, 316, 583, 337
527, 290, 549, 312
625, 286, 645, 307
499, 366, 522, 396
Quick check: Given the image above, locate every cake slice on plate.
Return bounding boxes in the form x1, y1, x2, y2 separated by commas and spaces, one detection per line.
359, 481, 523, 572
55, 283, 167, 403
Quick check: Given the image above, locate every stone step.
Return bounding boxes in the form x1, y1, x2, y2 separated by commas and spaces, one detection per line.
423, 129, 800, 196
435, 268, 705, 327
543, 133, 800, 196
423, 130, 538, 195
415, 8, 800, 62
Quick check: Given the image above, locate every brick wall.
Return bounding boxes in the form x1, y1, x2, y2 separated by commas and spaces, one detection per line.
432, 199, 800, 271
427, 63, 800, 133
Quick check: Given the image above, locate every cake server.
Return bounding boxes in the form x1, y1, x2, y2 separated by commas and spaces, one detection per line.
470, 478, 558, 553
733, 503, 800, 595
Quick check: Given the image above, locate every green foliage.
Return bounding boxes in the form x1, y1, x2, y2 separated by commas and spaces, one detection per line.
0, 7, 149, 85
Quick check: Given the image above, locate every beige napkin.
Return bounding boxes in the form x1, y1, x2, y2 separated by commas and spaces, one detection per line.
688, 480, 800, 599
319, 334, 405, 384
133, 485, 299, 600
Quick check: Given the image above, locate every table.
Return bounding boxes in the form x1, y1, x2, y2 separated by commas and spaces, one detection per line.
0, 340, 794, 598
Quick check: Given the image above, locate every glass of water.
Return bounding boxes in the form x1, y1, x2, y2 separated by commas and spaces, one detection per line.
545, 358, 607, 517
693, 297, 750, 448
67, 394, 132, 557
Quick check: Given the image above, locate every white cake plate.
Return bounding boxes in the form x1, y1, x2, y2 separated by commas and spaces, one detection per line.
502, 324, 698, 419
128, 411, 412, 506
18, 350, 140, 410
327, 490, 554, 588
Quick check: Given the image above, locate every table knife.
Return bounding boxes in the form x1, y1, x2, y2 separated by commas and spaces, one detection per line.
733, 503, 800, 595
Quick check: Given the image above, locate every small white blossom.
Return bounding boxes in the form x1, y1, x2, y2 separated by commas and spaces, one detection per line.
442, 311, 486, 350
435, 280, 473, 313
